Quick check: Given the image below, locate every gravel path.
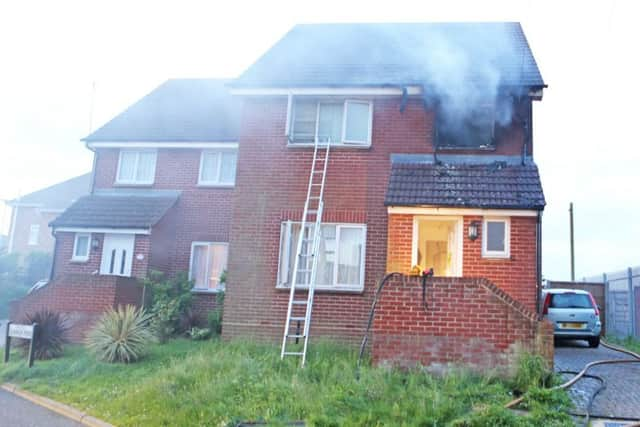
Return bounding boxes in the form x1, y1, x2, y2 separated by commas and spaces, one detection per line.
554, 339, 640, 420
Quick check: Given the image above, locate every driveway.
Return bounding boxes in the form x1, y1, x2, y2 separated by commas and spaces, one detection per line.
0, 389, 82, 426
554, 340, 640, 420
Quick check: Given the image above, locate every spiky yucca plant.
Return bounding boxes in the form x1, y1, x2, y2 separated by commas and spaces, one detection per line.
86, 305, 156, 363
19, 309, 69, 360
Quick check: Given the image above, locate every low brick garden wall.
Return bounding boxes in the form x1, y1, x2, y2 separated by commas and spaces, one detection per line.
9, 273, 144, 342
372, 275, 553, 375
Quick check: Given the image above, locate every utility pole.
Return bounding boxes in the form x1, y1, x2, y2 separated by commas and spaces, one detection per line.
569, 202, 575, 281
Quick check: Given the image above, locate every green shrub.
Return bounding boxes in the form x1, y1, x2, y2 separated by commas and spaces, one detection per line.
207, 291, 225, 336
18, 309, 69, 360
144, 271, 193, 342
0, 253, 20, 278
86, 305, 156, 363
189, 327, 212, 340
511, 353, 553, 395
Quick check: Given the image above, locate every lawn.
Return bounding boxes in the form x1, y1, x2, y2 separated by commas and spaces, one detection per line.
0, 339, 572, 426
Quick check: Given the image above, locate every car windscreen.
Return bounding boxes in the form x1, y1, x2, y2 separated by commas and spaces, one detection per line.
549, 293, 593, 309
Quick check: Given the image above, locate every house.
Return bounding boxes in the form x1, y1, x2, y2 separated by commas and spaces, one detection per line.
222, 22, 552, 371
10, 79, 241, 339
5, 174, 91, 260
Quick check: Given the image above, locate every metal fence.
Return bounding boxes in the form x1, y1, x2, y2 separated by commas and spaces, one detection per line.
583, 267, 639, 338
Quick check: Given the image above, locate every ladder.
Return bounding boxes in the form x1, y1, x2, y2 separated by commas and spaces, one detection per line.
280, 138, 331, 366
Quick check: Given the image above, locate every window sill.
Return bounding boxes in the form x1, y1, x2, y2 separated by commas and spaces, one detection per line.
276, 284, 364, 294
437, 146, 497, 152
286, 142, 371, 150
191, 288, 225, 295
70, 258, 89, 264
481, 254, 511, 260
113, 182, 155, 187
196, 183, 235, 189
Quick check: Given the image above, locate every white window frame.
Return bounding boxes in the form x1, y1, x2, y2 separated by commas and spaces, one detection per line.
276, 221, 367, 292
198, 149, 237, 187
188, 241, 229, 292
411, 216, 464, 277
482, 217, 510, 259
288, 98, 373, 147
28, 224, 40, 246
115, 149, 157, 185
72, 233, 91, 262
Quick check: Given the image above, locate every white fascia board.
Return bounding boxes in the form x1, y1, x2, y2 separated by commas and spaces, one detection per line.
387, 206, 539, 217
229, 86, 423, 96
87, 141, 239, 149
54, 227, 150, 235
6, 202, 44, 208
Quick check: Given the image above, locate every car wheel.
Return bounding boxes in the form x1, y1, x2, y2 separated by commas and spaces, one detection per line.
588, 337, 600, 348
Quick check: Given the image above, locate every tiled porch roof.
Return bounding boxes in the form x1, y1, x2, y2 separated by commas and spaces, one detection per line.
385, 159, 545, 210
50, 190, 179, 229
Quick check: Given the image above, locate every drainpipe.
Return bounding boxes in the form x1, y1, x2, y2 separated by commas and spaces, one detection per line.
48, 228, 58, 281
536, 211, 543, 316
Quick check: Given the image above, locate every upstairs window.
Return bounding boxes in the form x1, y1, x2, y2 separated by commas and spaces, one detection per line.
289, 98, 372, 146
436, 104, 496, 149
28, 224, 40, 246
199, 149, 238, 186
116, 150, 157, 185
278, 222, 366, 291
482, 218, 510, 258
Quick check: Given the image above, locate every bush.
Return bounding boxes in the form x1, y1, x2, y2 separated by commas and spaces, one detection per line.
144, 271, 193, 342
18, 309, 68, 360
86, 305, 155, 363
207, 291, 224, 336
189, 327, 212, 340
511, 353, 553, 395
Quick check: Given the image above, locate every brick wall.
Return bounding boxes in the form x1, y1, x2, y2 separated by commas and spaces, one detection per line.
372, 275, 553, 374
191, 291, 220, 323
52, 232, 151, 280
9, 206, 58, 256
223, 95, 530, 343
9, 273, 143, 342
386, 214, 538, 312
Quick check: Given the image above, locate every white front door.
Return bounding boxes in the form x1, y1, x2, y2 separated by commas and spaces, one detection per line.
100, 234, 135, 276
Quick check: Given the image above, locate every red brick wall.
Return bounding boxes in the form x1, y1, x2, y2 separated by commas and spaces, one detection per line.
191, 291, 220, 323
52, 232, 151, 280
386, 214, 538, 312
372, 275, 553, 373
9, 273, 143, 342
223, 95, 531, 343
92, 147, 234, 277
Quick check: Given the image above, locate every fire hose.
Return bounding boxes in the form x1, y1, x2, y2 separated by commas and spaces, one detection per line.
504, 339, 640, 426
357, 272, 640, 426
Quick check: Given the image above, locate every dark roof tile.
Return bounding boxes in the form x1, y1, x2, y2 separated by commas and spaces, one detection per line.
84, 79, 240, 143
234, 22, 544, 88
385, 162, 545, 210
50, 192, 179, 229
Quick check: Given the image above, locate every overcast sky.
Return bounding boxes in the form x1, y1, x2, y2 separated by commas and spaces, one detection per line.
1, 0, 638, 280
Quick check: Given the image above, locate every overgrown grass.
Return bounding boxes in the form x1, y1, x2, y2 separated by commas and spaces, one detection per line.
0, 340, 571, 426
606, 335, 640, 354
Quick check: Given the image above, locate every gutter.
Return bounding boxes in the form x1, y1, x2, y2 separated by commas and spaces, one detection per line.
536, 210, 543, 316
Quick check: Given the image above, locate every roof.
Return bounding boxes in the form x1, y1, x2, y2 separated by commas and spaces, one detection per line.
50, 191, 180, 229
385, 160, 545, 210
9, 173, 91, 210
84, 79, 241, 143
234, 22, 544, 88
543, 289, 591, 295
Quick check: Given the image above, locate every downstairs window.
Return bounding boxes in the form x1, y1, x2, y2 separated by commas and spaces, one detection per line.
189, 242, 228, 291
278, 222, 366, 291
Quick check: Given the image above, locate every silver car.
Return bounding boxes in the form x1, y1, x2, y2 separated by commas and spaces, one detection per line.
541, 288, 602, 347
